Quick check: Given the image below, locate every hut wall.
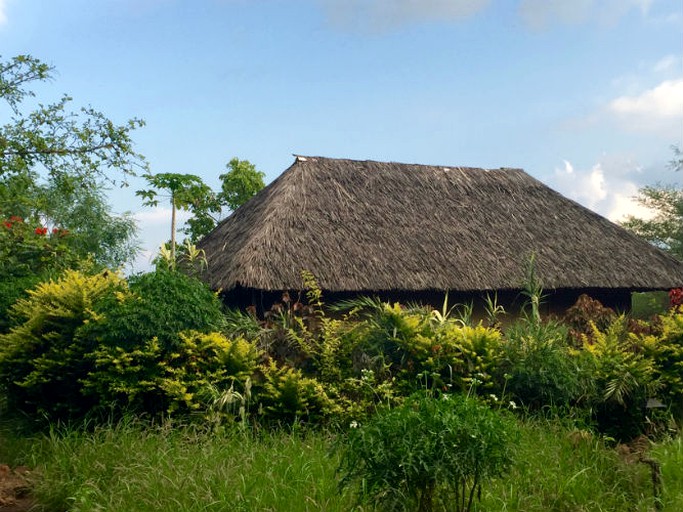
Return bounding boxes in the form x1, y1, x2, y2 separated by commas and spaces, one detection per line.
221, 286, 634, 319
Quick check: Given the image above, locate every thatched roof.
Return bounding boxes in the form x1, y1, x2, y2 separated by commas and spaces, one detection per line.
198, 156, 683, 293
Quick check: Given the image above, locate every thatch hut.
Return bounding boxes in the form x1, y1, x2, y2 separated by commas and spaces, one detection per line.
198, 156, 683, 314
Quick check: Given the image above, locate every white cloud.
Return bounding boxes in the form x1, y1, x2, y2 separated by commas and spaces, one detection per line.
653, 54, 680, 74
607, 78, 683, 131
552, 160, 606, 211
0, 0, 7, 25
518, 0, 652, 29
130, 206, 193, 273
133, 206, 191, 225
320, 0, 491, 31
549, 157, 656, 223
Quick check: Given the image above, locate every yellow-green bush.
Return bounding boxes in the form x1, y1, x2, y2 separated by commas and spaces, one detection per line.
0, 269, 128, 418
256, 360, 338, 424
638, 309, 683, 418
362, 302, 503, 394
83, 331, 260, 416
582, 317, 658, 439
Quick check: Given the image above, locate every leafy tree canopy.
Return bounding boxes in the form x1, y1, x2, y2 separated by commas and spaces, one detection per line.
219, 157, 266, 212
137, 158, 265, 248
0, 54, 147, 183
0, 54, 144, 269
621, 147, 683, 260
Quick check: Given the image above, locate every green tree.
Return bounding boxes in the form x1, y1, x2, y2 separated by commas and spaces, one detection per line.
184, 157, 265, 242
0, 54, 144, 266
0, 55, 146, 183
220, 157, 265, 211
0, 54, 145, 326
138, 158, 265, 247
136, 172, 214, 263
622, 147, 683, 260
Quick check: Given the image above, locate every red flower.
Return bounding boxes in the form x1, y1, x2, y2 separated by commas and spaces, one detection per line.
34, 227, 48, 236
9, 216, 23, 223
3, 221, 11, 229
669, 288, 683, 309
52, 227, 59, 234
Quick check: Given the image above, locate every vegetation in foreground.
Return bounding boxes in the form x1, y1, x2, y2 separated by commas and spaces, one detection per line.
0, 417, 680, 512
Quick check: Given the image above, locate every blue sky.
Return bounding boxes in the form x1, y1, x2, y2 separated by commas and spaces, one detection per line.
1, 0, 681, 271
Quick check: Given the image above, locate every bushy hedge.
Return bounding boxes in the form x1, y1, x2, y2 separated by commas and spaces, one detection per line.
0, 267, 681, 440
0, 269, 248, 422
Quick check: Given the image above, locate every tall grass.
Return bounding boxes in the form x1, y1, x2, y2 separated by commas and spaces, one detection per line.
7, 420, 357, 512
0, 418, 681, 511
652, 436, 683, 511
480, 420, 669, 511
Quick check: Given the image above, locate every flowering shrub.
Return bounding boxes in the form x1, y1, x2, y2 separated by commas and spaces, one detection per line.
0, 214, 78, 330
0, 214, 73, 271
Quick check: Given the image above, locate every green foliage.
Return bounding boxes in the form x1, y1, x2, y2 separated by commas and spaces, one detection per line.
0, 270, 129, 419
37, 175, 138, 267
136, 158, 265, 245
621, 146, 683, 259
347, 300, 503, 396
7, 423, 353, 512
83, 331, 260, 416
499, 319, 588, 410
582, 317, 659, 440
256, 361, 337, 424
338, 393, 518, 512
2, 418, 677, 512
479, 419, 670, 511
137, 172, 214, 261
651, 436, 683, 511
632, 291, 670, 320
641, 309, 683, 416
0, 54, 142, 261
0, 268, 237, 422
521, 252, 544, 324
0, 55, 146, 182
0, 213, 81, 331
219, 157, 266, 212
0, 273, 43, 332
88, 268, 227, 351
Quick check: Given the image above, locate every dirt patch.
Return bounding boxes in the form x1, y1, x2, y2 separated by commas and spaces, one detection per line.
0, 465, 34, 511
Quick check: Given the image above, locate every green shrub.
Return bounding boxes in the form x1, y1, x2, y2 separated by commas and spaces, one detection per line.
0, 268, 247, 423
256, 361, 338, 424
0, 270, 128, 419
88, 269, 227, 351
338, 393, 518, 512
641, 309, 683, 418
0, 214, 80, 332
345, 300, 503, 396
0, 273, 44, 332
582, 317, 658, 440
83, 331, 260, 416
499, 320, 588, 411
430, 322, 503, 394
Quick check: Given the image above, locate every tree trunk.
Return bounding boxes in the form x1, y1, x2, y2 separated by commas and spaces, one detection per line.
170, 197, 176, 267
